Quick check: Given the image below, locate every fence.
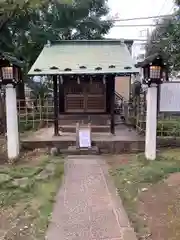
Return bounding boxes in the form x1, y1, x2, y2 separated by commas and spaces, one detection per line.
10, 95, 180, 137
17, 98, 54, 132
128, 93, 180, 137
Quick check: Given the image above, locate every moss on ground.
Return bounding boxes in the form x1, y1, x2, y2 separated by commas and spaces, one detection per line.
0, 154, 64, 240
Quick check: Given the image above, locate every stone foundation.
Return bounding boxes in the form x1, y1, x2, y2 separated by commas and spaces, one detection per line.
21, 137, 180, 154
21, 139, 145, 154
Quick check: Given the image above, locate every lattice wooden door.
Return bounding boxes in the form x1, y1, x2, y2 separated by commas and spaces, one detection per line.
64, 80, 106, 112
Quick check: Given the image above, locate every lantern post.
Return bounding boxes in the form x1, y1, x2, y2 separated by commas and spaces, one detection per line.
0, 54, 23, 160
136, 53, 168, 160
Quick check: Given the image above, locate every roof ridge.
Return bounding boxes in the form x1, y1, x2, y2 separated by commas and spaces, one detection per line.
47, 39, 130, 46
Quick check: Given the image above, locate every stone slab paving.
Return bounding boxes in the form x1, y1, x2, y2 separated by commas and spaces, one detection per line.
22, 125, 144, 142
46, 155, 137, 240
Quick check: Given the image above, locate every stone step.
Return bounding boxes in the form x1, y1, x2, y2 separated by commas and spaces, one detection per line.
59, 120, 110, 125
59, 114, 110, 125
60, 146, 100, 155
59, 125, 110, 133
59, 114, 110, 119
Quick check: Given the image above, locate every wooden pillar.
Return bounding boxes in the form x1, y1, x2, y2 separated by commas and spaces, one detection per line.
59, 76, 65, 113
110, 75, 115, 134
16, 70, 25, 109
53, 75, 59, 136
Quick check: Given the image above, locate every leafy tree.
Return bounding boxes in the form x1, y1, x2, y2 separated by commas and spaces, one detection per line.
146, 17, 173, 57
1, 0, 112, 69
27, 77, 52, 99
145, 1, 180, 73
0, 0, 112, 106
0, 0, 74, 32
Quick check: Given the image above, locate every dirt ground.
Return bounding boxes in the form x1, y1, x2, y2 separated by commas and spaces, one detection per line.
107, 152, 180, 240
138, 174, 180, 240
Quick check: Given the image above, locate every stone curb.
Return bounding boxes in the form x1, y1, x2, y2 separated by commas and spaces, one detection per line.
99, 158, 138, 240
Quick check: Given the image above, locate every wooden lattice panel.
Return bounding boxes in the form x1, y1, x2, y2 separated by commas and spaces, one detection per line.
65, 95, 84, 112
64, 79, 106, 112
86, 96, 105, 112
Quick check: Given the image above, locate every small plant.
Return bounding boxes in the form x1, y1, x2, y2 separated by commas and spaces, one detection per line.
157, 119, 180, 137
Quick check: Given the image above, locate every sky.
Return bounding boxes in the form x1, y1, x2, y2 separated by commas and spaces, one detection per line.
107, 0, 175, 40
34, 0, 175, 82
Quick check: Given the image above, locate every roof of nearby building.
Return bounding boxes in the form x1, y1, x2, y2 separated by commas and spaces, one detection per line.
28, 39, 139, 76
135, 53, 167, 68
0, 51, 24, 68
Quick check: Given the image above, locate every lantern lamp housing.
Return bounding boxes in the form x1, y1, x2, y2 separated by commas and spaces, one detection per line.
135, 53, 168, 87
0, 52, 24, 86
2, 66, 13, 80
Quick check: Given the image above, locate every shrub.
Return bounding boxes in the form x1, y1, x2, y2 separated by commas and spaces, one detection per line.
157, 120, 180, 137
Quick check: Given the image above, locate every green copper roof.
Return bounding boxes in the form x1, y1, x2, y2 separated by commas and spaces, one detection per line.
28, 40, 139, 75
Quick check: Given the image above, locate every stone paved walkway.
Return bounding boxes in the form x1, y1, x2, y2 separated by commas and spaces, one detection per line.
46, 155, 137, 240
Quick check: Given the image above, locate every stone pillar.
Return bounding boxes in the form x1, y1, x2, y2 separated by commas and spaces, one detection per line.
145, 84, 157, 160
5, 84, 19, 160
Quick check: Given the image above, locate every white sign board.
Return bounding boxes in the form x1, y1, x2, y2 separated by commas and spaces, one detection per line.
160, 82, 180, 112
78, 128, 91, 148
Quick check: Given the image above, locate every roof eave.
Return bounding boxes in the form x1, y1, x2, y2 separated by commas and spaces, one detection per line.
28, 70, 139, 76
0, 51, 24, 68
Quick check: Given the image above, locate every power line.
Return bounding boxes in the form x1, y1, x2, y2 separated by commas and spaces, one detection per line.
113, 24, 165, 27
120, 38, 178, 43
168, 4, 176, 15
157, 0, 169, 16
113, 14, 173, 22
104, 38, 163, 43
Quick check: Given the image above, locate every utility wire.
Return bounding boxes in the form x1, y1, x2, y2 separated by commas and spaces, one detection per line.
112, 14, 173, 22
113, 24, 165, 27
157, 0, 169, 16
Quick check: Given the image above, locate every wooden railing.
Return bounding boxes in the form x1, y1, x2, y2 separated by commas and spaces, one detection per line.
114, 91, 127, 115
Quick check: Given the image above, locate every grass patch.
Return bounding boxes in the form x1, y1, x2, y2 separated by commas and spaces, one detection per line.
109, 149, 180, 238
0, 154, 64, 240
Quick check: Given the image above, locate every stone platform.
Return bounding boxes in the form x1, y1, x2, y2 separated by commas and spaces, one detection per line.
21, 125, 145, 154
